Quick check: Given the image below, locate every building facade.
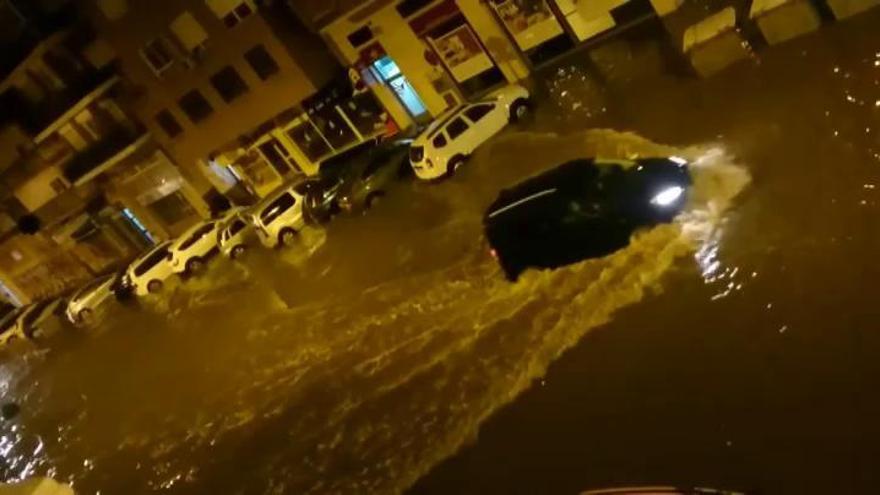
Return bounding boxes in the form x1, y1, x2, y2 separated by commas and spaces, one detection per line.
0, 24, 207, 305
83, 0, 385, 201
290, 0, 671, 131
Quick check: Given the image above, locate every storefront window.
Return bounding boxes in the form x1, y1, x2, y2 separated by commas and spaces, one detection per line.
340, 92, 386, 138
147, 191, 195, 226
287, 121, 332, 162
490, 0, 565, 51
234, 149, 277, 189
309, 107, 357, 150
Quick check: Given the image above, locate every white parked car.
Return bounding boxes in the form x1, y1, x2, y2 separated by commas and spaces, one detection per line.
19, 298, 67, 342
168, 220, 222, 275
122, 241, 175, 295
409, 84, 531, 180
218, 208, 256, 259
252, 182, 309, 249
66, 273, 119, 325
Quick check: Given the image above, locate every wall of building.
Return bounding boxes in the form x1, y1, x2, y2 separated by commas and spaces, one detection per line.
86, 0, 340, 196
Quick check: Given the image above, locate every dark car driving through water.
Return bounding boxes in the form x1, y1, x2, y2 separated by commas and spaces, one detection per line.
484, 157, 691, 281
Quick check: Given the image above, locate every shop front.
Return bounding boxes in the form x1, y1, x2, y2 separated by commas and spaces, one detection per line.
216, 77, 394, 198
110, 149, 206, 239
485, 0, 660, 66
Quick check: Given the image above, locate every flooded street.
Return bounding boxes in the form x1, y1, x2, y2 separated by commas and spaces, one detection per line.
2, 11, 880, 495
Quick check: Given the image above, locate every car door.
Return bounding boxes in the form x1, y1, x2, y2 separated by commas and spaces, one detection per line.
444, 115, 473, 154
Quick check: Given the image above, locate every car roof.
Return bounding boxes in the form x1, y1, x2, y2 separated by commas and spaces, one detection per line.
255, 180, 306, 210
420, 105, 466, 141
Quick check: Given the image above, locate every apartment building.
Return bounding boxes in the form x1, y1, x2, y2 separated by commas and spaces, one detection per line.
83, 0, 376, 199
0, 23, 207, 304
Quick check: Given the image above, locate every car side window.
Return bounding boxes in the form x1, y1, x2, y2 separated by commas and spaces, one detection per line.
228, 219, 246, 235
432, 133, 447, 148
446, 117, 469, 140
261, 192, 296, 225
179, 223, 214, 250
134, 247, 169, 276
464, 103, 494, 123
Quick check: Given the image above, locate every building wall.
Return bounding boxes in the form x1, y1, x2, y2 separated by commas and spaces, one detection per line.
86, 0, 339, 195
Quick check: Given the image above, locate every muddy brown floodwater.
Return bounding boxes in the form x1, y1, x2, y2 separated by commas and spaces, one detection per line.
2, 11, 880, 495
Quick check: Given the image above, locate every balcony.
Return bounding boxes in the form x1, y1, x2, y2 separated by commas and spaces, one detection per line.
62, 125, 150, 185
4, 64, 121, 141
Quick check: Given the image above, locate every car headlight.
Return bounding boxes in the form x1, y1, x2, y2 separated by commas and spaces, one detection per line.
650, 186, 685, 207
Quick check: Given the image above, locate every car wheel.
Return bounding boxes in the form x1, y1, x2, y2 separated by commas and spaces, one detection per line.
147, 280, 164, 293
279, 228, 298, 247
446, 156, 466, 177
365, 192, 385, 209
186, 257, 204, 275
231, 245, 246, 259
510, 98, 530, 123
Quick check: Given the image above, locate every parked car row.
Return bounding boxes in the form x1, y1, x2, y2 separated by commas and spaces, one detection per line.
0, 84, 536, 351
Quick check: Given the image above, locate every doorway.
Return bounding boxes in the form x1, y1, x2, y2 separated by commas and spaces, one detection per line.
371, 56, 428, 120
257, 137, 302, 177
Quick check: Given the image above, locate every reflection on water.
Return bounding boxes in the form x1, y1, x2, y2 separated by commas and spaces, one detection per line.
0, 130, 748, 494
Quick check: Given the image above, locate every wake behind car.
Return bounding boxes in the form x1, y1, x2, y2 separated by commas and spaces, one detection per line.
484, 157, 691, 281
410, 84, 530, 180
168, 220, 222, 275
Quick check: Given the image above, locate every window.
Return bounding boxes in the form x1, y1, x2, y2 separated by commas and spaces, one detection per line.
347, 26, 373, 48
260, 192, 295, 225
465, 103, 494, 123
432, 133, 447, 148
179, 223, 215, 250
396, 0, 434, 17
148, 191, 196, 226
244, 44, 279, 80
134, 246, 170, 276
287, 122, 331, 161
155, 110, 183, 138
170, 11, 208, 54
446, 117, 469, 140
210, 66, 249, 102
140, 37, 174, 76
227, 219, 246, 236
178, 90, 214, 123
207, 0, 254, 28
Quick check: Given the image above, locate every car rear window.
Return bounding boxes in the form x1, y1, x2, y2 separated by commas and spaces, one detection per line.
410, 146, 424, 162
260, 192, 296, 225
134, 245, 170, 276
